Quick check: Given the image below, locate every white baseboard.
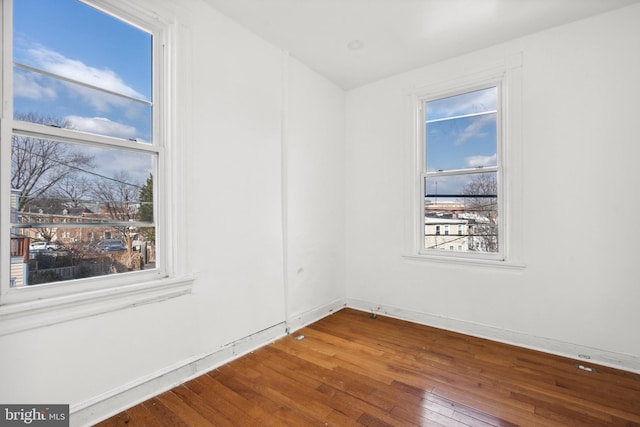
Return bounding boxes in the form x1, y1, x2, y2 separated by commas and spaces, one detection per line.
71, 321, 288, 427
347, 298, 640, 374
285, 298, 347, 334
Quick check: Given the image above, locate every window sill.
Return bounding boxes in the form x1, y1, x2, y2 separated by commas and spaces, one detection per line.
402, 253, 526, 270
0, 275, 195, 336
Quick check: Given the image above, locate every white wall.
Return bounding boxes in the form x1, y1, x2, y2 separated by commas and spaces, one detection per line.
285, 57, 346, 324
187, 0, 286, 349
0, 0, 346, 424
345, 4, 640, 370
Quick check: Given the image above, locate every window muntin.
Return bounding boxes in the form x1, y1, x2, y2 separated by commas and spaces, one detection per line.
422, 86, 501, 257
5, 0, 160, 290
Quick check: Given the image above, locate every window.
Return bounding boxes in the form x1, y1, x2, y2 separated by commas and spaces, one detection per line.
405, 55, 525, 267
422, 86, 500, 258
6, 0, 157, 289
1, 0, 188, 316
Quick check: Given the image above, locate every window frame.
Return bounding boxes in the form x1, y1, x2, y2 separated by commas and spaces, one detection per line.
403, 55, 525, 269
0, 0, 192, 333
420, 82, 504, 261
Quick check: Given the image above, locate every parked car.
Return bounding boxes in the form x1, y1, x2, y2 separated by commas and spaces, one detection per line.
103, 245, 127, 252
29, 241, 60, 251
95, 239, 123, 251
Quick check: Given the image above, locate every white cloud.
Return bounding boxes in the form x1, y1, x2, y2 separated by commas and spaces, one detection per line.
430, 88, 496, 118
14, 44, 148, 117
65, 115, 137, 139
26, 46, 146, 100
14, 70, 57, 100
86, 147, 153, 187
455, 114, 494, 145
466, 153, 496, 168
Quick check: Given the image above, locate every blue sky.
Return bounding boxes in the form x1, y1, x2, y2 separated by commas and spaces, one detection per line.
425, 87, 497, 198
13, 0, 151, 99
426, 86, 497, 172
13, 0, 153, 188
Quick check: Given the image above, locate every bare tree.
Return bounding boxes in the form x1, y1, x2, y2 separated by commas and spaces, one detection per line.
92, 171, 142, 254
11, 113, 94, 211
51, 175, 93, 209
460, 173, 498, 252
35, 223, 57, 244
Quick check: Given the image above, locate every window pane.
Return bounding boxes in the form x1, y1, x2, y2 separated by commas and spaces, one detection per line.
14, 67, 152, 141
426, 113, 496, 171
10, 134, 156, 287
424, 172, 498, 253
426, 87, 496, 121
426, 87, 497, 172
13, 0, 152, 141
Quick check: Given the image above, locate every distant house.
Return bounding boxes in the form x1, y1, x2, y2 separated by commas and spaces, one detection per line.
424, 200, 497, 253
17, 206, 128, 248
10, 189, 28, 287
424, 216, 470, 252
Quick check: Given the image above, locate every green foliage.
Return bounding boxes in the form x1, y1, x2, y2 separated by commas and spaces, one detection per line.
139, 174, 153, 221
139, 174, 155, 242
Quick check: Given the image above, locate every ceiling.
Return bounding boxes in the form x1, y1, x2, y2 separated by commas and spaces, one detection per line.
204, 0, 640, 90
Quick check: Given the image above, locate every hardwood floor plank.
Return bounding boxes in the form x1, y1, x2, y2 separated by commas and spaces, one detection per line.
357, 412, 396, 427
154, 389, 217, 427
120, 404, 156, 427
141, 398, 189, 427
214, 364, 325, 427
92, 411, 131, 426
183, 376, 262, 425
203, 371, 280, 423
208, 368, 283, 415
263, 345, 399, 413
170, 385, 237, 427
95, 308, 640, 426
388, 403, 451, 427
216, 361, 337, 424
314, 377, 422, 426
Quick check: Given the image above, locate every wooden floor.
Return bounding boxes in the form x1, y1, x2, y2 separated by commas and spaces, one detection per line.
96, 308, 640, 426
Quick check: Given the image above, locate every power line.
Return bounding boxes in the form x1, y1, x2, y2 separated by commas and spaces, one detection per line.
12, 138, 145, 189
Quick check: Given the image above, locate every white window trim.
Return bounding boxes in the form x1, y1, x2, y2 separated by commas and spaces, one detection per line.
0, 0, 194, 335
421, 82, 504, 261
403, 54, 525, 269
